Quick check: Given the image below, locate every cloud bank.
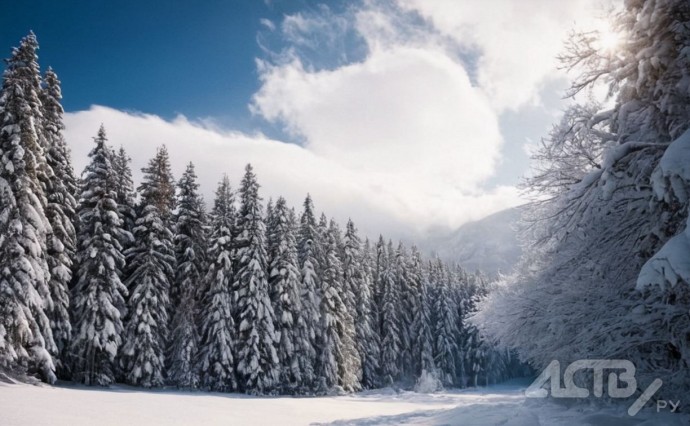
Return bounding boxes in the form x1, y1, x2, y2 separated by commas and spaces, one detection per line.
64, 106, 520, 240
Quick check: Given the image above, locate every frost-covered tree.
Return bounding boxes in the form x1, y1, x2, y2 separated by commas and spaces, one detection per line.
268, 197, 306, 393
475, 0, 690, 396
379, 241, 401, 385
433, 262, 458, 387
296, 194, 320, 390
394, 242, 415, 379
70, 126, 128, 386
120, 150, 176, 388
167, 163, 206, 388
112, 146, 136, 253
40, 67, 76, 376
332, 220, 361, 392
234, 164, 279, 394
138, 145, 175, 221
355, 237, 380, 389
316, 219, 358, 393
0, 32, 56, 382
197, 176, 237, 392
410, 247, 434, 378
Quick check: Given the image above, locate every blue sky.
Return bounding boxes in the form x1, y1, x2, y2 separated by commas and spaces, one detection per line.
1, 0, 349, 132
1, 0, 615, 238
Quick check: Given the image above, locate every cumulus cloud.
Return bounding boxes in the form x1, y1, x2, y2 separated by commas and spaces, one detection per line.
64, 106, 520, 240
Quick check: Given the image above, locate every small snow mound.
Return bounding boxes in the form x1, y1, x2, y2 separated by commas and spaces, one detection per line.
413, 369, 443, 393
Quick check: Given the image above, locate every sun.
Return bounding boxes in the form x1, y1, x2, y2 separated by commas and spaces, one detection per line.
599, 29, 621, 51
595, 25, 622, 53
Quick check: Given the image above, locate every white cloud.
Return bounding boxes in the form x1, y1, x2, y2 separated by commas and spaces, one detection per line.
252, 45, 501, 191
399, 0, 618, 111
64, 106, 521, 240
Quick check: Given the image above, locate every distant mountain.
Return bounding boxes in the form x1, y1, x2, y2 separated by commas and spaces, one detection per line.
423, 206, 525, 276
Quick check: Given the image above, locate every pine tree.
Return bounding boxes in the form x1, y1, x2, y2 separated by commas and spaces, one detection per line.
234, 164, 279, 394
316, 219, 346, 392
355, 237, 380, 389
433, 261, 458, 386
40, 67, 77, 376
112, 146, 136, 253
373, 236, 386, 340
296, 194, 320, 391
197, 176, 237, 392
330, 219, 361, 392
120, 150, 176, 388
138, 145, 175, 221
70, 126, 128, 386
379, 241, 402, 385
395, 242, 415, 379
268, 197, 306, 393
167, 163, 206, 388
0, 32, 56, 382
411, 248, 435, 377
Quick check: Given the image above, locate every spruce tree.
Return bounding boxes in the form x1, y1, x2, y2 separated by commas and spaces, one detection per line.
0, 32, 56, 382
234, 164, 279, 394
138, 145, 175, 220
40, 67, 77, 376
395, 242, 415, 379
296, 194, 320, 391
411, 248, 435, 377
112, 146, 136, 254
355, 237, 380, 389
120, 149, 176, 388
70, 126, 128, 385
379, 240, 401, 385
167, 163, 206, 388
268, 197, 305, 393
316, 219, 345, 392
197, 176, 237, 391
433, 261, 458, 386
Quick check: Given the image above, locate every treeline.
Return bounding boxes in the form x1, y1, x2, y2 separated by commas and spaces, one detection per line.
0, 32, 522, 394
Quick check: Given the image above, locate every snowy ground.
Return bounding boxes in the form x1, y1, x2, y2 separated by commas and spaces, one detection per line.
1, 378, 687, 425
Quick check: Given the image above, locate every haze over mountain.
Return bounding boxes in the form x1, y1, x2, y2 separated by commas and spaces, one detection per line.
423, 206, 524, 276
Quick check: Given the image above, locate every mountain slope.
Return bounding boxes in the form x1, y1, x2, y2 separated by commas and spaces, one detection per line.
424, 206, 524, 276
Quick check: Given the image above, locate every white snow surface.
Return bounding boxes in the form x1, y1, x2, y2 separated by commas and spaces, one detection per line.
2, 378, 688, 425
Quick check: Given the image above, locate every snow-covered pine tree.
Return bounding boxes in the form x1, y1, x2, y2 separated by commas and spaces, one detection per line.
331, 219, 361, 392
394, 242, 415, 380
112, 146, 136, 254
316, 219, 350, 393
167, 162, 206, 388
341, 220, 361, 321
39, 67, 77, 376
268, 197, 306, 393
120, 149, 176, 388
296, 194, 320, 391
138, 145, 175, 221
234, 164, 279, 394
0, 32, 56, 382
432, 261, 458, 386
197, 175, 237, 392
379, 240, 401, 385
410, 246, 435, 379
373, 236, 386, 339
449, 265, 467, 387
355, 237, 380, 389
70, 126, 128, 386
